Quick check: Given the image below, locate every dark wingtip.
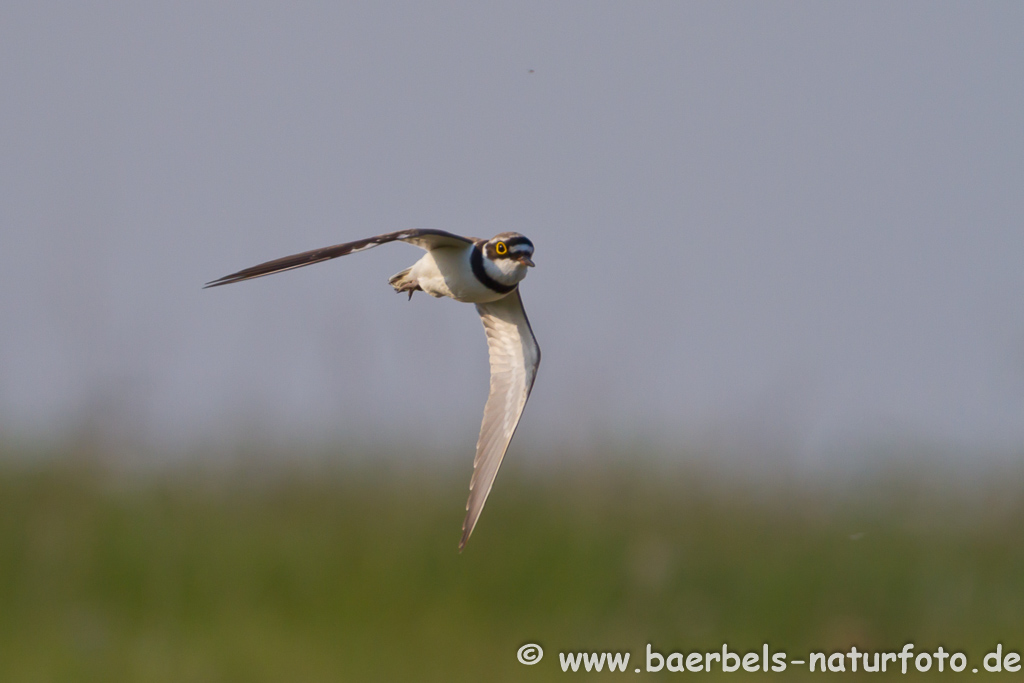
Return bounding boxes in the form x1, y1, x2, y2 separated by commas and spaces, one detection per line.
202, 277, 237, 289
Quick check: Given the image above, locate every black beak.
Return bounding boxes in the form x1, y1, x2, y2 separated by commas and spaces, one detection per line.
515, 255, 536, 267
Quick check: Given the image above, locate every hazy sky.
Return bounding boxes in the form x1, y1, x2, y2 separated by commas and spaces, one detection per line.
2, 2, 1022, 462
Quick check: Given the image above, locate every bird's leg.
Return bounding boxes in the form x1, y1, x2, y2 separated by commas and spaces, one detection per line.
388, 267, 421, 300
392, 280, 421, 300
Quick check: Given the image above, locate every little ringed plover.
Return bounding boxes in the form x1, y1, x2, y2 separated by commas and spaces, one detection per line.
206, 229, 540, 550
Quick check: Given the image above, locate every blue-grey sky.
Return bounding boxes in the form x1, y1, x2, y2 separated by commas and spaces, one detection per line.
1, 2, 1022, 462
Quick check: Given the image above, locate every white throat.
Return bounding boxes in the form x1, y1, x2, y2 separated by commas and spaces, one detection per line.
482, 256, 528, 287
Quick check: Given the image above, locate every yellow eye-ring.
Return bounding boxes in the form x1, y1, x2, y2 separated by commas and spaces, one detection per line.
495, 242, 508, 255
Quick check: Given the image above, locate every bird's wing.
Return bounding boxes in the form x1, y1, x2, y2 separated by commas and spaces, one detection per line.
461, 288, 540, 550
204, 229, 474, 288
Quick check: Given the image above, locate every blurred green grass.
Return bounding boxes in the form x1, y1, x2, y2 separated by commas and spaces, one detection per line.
1, 448, 1023, 681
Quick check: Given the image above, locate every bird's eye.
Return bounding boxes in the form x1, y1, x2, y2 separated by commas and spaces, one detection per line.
495, 242, 507, 255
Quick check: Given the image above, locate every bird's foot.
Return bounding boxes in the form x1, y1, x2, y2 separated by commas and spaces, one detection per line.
392, 281, 420, 300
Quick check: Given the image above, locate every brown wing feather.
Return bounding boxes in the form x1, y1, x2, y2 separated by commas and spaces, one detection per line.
204, 229, 473, 288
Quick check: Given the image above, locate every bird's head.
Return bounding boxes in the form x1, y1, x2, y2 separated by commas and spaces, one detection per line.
481, 232, 535, 287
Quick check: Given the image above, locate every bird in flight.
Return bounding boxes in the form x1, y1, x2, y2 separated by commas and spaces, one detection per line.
205, 229, 540, 550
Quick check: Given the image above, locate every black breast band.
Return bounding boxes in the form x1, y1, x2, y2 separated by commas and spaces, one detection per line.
471, 244, 517, 294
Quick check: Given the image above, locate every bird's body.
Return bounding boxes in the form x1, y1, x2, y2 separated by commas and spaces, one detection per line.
409, 247, 485, 300
206, 229, 539, 550
396, 245, 507, 302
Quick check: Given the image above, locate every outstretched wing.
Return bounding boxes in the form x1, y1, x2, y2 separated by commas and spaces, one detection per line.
204, 229, 474, 288
460, 288, 540, 550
